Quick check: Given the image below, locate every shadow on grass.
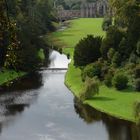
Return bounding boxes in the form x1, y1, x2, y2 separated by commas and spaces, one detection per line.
90, 96, 115, 101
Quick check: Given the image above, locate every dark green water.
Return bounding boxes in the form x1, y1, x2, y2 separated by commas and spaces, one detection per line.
0, 51, 139, 140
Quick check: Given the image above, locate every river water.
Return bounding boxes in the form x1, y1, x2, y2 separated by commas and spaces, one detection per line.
0, 51, 140, 140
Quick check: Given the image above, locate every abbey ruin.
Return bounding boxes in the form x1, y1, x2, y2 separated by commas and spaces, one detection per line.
57, 0, 108, 21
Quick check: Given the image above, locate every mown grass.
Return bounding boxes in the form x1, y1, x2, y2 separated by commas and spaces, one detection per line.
51, 18, 140, 123
0, 69, 26, 85
47, 18, 105, 57
0, 49, 45, 86
38, 48, 45, 60
65, 63, 139, 122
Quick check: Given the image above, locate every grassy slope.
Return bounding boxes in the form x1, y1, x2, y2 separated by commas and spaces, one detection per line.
48, 18, 105, 56
51, 18, 139, 123
38, 48, 45, 60
0, 49, 45, 86
0, 70, 26, 85
65, 63, 140, 122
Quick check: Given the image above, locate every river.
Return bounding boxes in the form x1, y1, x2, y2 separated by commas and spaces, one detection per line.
0, 50, 140, 140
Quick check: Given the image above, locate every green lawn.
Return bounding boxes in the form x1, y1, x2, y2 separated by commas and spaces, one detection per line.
0, 69, 26, 85
50, 18, 140, 123
0, 49, 45, 86
66, 63, 140, 123
47, 18, 105, 56
38, 48, 45, 60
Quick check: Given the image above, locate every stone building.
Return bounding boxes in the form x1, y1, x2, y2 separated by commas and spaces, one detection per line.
81, 0, 108, 17
57, 0, 108, 21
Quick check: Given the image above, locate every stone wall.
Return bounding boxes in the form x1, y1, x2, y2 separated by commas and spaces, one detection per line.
57, 0, 108, 21
57, 9, 81, 21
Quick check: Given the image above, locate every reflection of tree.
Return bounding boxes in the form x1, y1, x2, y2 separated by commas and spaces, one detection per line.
74, 97, 102, 124
1, 72, 43, 92
131, 124, 140, 140
103, 115, 140, 140
0, 72, 42, 135
5, 104, 29, 116
74, 97, 140, 140
103, 118, 131, 140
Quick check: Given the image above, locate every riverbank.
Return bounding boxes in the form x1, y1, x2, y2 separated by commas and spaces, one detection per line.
0, 49, 45, 86
0, 69, 26, 86
65, 63, 140, 123
49, 18, 140, 123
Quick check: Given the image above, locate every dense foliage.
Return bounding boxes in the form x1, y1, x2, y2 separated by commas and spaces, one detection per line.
74, 35, 102, 66
56, 0, 97, 10
0, 0, 55, 72
113, 72, 128, 90
80, 77, 99, 101
73, 0, 140, 92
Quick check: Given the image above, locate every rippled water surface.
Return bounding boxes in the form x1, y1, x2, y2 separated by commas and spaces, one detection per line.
0, 51, 140, 140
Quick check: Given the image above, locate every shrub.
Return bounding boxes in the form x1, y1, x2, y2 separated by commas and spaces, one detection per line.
102, 17, 112, 31
74, 35, 102, 66
135, 78, 140, 91
134, 65, 140, 78
104, 73, 113, 87
80, 77, 99, 101
100, 26, 124, 59
134, 100, 140, 124
113, 72, 128, 90
112, 52, 122, 67
81, 62, 102, 81
136, 41, 140, 56
107, 48, 115, 63
118, 37, 130, 61
67, 53, 70, 59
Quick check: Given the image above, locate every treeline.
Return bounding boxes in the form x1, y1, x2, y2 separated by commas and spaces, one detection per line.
0, 0, 56, 72
74, 0, 140, 95
56, 0, 96, 10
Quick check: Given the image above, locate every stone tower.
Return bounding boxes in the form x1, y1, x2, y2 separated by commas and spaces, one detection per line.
80, 0, 108, 18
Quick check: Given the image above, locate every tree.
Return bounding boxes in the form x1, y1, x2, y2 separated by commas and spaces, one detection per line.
2, 0, 55, 71
74, 35, 102, 66
109, 0, 140, 51
101, 26, 124, 59
102, 16, 112, 31
113, 72, 128, 90
80, 77, 99, 101
0, 0, 9, 67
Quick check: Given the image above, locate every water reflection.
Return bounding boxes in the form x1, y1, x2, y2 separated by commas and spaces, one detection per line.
74, 97, 140, 140
74, 97, 101, 123
0, 72, 43, 135
0, 50, 140, 140
0, 72, 43, 92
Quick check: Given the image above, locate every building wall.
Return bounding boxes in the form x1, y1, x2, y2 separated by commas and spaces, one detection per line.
57, 0, 108, 21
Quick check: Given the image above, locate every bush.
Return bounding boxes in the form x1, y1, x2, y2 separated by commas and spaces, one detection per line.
104, 73, 113, 87
134, 100, 140, 124
16, 46, 41, 72
107, 48, 115, 63
74, 35, 102, 66
134, 65, 140, 78
135, 78, 140, 91
100, 26, 124, 59
113, 72, 128, 90
80, 77, 99, 101
102, 17, 112, 31
81, 62, 102, 81
112, 52, 122, 67
136, 41, 140, 56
